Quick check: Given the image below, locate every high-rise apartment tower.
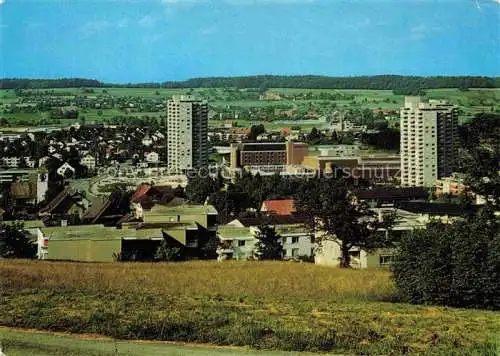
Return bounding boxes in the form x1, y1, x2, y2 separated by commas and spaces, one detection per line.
400, 96, 458, 187
166, 95, 208, 171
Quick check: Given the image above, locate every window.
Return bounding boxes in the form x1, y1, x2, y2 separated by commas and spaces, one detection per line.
291, 248, 299, 257
238, 240, 246, 247
379, 255, 393, 265
291, 236, 299, 244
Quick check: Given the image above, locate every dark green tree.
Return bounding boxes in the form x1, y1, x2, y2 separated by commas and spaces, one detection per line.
155, 239, 182, 261
248, 124, 266, 141
255, 225, 283, 260
392, 207, 500, 309
0, 222, 37, 258
296, 177, 394, 268
185, 174, 223, 204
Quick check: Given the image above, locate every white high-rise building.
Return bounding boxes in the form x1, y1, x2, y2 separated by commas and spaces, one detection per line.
400, 96, 458, 187
167, 95, 208, 172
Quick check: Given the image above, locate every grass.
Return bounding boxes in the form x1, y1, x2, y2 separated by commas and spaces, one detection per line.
0, 260, 499, 355
0, 327, 312, 356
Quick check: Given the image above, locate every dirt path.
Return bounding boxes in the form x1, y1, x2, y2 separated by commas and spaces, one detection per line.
0, 327, 335, 356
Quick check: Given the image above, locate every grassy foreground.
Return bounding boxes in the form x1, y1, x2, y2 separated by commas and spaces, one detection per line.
0, 327, 317, 356
0, 260, 499, 355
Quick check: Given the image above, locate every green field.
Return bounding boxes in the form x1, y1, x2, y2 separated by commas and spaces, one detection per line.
0, 327, 316, 356
0, 260, 499, 355
1, 87, 498, 129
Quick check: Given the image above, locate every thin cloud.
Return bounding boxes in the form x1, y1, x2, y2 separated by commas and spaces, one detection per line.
0, 0, 5, 5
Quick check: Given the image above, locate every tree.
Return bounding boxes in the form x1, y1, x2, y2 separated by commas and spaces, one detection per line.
185, 174, 223, 204
0, 222, 37, 258
248, 124, 265, 141
296, 176, 394, 268
255, 225, 283, 260
458, 113, 500, 206
392, 207, 500, 309
155, 239, 181, 261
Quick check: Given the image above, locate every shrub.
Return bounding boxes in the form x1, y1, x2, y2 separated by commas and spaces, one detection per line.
392, 208, 500, 309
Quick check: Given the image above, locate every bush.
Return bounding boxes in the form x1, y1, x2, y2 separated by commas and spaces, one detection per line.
392, 208, 500, 309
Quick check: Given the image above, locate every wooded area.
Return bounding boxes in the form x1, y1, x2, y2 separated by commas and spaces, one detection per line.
1, 75, 499, 90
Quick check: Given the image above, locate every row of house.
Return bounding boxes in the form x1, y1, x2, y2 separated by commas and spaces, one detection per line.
9, 181, 486, 267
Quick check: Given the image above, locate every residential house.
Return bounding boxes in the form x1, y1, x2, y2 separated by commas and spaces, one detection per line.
2, 157, 21, 168
24, 157, 36, 168
81, 153, 96, 171
435, 175, 467, 197
217, 225, 257, 260
38, 187, 89, 225
314, 208, 428, 268
0, 169, 48, 206
261, 199, 296, 216
57, 162, 76, 178
145, 151, 159, 164
217, 214, 314, 261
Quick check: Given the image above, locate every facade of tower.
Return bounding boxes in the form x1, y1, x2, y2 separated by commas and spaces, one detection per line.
166, 95, 208, 172
400, 96, 458, 187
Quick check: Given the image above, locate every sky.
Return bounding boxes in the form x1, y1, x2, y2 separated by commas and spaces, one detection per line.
0, 0, 499, 83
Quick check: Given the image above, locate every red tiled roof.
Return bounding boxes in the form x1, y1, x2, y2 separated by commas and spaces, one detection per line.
261, 199, 296, 216
130, 183, 151, 203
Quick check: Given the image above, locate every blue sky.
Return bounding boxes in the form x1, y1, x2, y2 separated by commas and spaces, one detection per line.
0, 0, 499, 82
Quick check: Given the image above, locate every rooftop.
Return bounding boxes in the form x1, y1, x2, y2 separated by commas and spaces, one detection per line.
42, 225, 164, 240
147, 204, 218, 217
218, 225, 253, 240
261, 199, 296, 216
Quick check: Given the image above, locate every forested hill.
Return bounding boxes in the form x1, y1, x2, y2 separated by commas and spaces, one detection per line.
165, 75, 500, 90
1, 75, 499, 90
0, 78, 102, 89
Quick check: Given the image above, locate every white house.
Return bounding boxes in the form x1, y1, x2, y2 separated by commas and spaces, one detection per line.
217, 225, 258, 261
2, 157, 21, 168
218, 219, 315, 261
57, 162, 76, 177
145, 151, 159, 164
24, 156, 36, 168
81, 154, 96, 171
142, 136, 153, 147
277, 224, 314, 260
314, 208, 427, 268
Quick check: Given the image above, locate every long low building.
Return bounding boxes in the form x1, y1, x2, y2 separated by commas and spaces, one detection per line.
40, 204, 218, 262
302, 154, 400, 183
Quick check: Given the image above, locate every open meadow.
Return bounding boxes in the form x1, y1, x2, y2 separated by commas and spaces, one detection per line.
0, 260, 499, 355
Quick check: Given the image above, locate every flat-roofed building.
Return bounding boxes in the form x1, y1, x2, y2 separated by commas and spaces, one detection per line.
166, 95, 208, 172
400, 96, 458, 187
230, 141, 309, 170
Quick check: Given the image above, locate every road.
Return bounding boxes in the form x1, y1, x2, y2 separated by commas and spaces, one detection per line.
0, 328, 334, 356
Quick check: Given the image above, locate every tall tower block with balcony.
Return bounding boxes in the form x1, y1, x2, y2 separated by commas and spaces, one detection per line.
166, 96, 209, 172
400, 96, 458, 187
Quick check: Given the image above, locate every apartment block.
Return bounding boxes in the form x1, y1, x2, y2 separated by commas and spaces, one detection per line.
167, 95, 208, 171
400, 96, 458, 187
229, 141, 308, 170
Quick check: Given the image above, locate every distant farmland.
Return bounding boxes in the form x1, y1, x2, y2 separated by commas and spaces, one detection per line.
1, 87, 499, 128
